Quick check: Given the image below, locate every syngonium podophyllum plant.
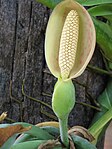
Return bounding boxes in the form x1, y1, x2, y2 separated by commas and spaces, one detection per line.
45, 0, 96, 148
1, 0, 112, 149
0, 0, 112, 149
2, 0, 112, 149
0, 1, 96, 149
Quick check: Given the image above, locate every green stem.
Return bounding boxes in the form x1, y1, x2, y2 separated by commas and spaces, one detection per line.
76, 101, 101, 111
59, 117, 69, 148
88, 65, 112, 77
88, 107, 112, 137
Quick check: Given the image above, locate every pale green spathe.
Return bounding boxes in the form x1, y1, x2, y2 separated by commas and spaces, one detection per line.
52, 79, 75, 119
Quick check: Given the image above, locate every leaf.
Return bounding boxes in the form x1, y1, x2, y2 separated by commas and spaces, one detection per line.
104, 15, 112, 28
11, 140, 46, 149
0, 124, 10, 128
89, 107, 112, 143
0, 124, 31, 147
88, 4, 112, 16
105, 15, 112, 22
37, 0, 112, 8
0, 122, 54, 147
14, 134, 37, 144
92, 17, 112, 61
1, 134, 17, 149
37, 0, 61, 9
71, 135, 97, 149
42, 126, 60, 137
14, 122, 54, 144
97, 78, 112, 110
76, 0, 112, 6
89, 79, 112, 142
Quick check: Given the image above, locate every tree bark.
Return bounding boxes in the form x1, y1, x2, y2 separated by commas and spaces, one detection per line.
0, 0, 106, 148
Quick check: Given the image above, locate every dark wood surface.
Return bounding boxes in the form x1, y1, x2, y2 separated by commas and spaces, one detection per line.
0, 0, 106, 148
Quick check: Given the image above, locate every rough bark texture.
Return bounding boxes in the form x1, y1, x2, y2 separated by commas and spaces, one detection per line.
0, 0, 106, 148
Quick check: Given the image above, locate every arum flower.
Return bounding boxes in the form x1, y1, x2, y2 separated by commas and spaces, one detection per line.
45, 0, 96, 147
45, 0, 96, 81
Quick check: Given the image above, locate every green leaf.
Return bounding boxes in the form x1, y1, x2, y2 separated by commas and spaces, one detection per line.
71, 135, 97, 149
11, 140, 46, 149
109, 62, 112, 69
105, 15, 112, 22
16, 122, 54, 139
0, 122, 54, 148
42, 126, 60, 137
98, 79, 112, 110
14, 134, 37, 144
12, 122, 54, 140
104, 15, 112, 28
92, 17, 112, 61
0, 124, 10, 128
37, 0, 61, 9
88, 4, 112, 16
89, 107, 112, 141
37, 0, 112, 8
76, 0, 112, 6
1, 135, 17, 149
89, 79, 112, 142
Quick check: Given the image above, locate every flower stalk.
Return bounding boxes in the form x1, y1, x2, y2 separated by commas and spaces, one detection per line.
52, 79, 75, 147
59, 117, 69, 147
